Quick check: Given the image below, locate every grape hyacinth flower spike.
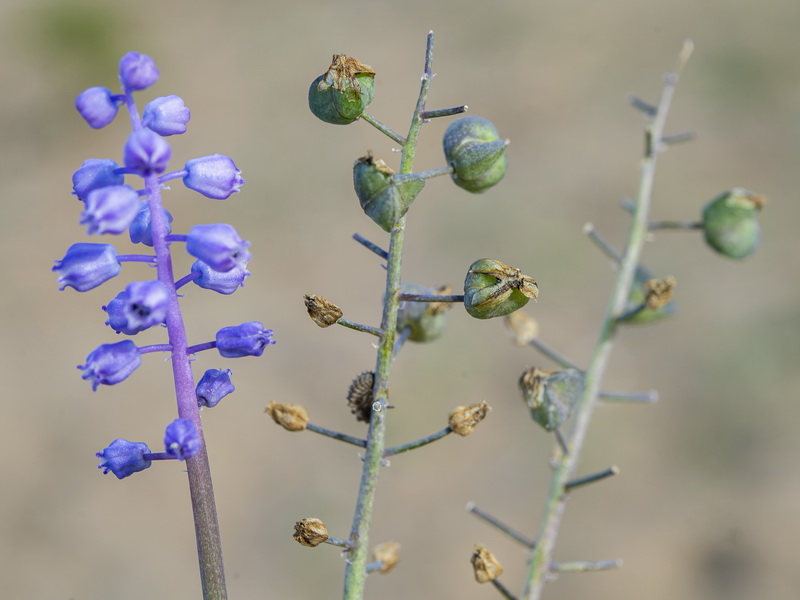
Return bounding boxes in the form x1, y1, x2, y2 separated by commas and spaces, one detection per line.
59, 51, 270, 598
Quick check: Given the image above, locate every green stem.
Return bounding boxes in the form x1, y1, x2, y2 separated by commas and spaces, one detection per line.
342, 32, 436, 600
392, 166, 454, 184
397, 293, 464, 303
336, 318, 383, 337
383, 426, 452, 457
306, 422, 366, 448
466, 502, 536, 548
549, 559, 622, 572
648, 219, 703, 231
521, 40, 693, 600
360, 111, 406, 145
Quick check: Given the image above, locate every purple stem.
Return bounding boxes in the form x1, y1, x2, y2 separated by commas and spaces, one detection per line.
175, 272, 200, 290
142, 142, 227, 594
117, 254, 156, 263
139, 344, 173, 354
186, 341, 217, 355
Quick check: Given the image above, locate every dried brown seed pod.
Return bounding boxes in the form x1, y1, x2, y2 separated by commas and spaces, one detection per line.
303, 294, 343, 327
293, 517, 329, 547
347, 371, 375, 422
265, 401, 309, 432
471, 544, 503, 583
449, 401, 490, 436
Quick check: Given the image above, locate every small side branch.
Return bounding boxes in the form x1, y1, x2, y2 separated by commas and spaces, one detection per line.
550, 559, 622, 573
353, 233, 389, 261
398, 292, 464, 303
306, 423, 367, 448
337, 319, 383, 337
564, 466, 619, 492
383, 426, 451, 457
359, 111, 406, 145
466, 503, 536, 548
491, 578, 519, 600
419, 105, 468, 120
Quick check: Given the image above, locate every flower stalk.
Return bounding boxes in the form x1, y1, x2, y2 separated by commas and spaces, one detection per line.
521, 40, 695, 599
342, 31, 436, 600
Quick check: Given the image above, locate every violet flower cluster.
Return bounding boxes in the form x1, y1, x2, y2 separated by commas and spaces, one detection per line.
55, 52, 274, 479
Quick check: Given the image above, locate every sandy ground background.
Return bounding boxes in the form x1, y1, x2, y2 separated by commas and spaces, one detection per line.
2, 0, 799, 598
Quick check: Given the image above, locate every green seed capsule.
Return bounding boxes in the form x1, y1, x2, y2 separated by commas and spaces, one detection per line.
353, 153, 424, 232
396, 283, 452, 342
463, 258, 538, 319
519, 367, 584, 431
702, 188, 766, 259
443, 116, 508, 193
308, 55, 376, 125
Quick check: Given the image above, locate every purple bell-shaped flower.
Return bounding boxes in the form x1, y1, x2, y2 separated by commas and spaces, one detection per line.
72, 159, 124, 201
142, 95, 190, 136
79, 340, 142, 391
96, 438, 152, 479
124, 129, 171, 176
164, 418, 201, 460
185, 223, 251, 273
80, 185, 140, 235
53, 243, 121, 292
183, 154, 244, 199
118, 52, 159, 91
75, 87, 119, 129
195, 368, 235, 408
215, 322, 275, 358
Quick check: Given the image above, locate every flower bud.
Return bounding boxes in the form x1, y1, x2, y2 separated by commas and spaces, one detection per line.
196, 368, 235, 408
75, 87, 119, 129
72, 159, 124, 201
347, 371, 375, 423
303, 294, 343, 327
142, 95, 190, 136
463, 259, 538, 319
215, 322, 275, 358
702, 188, 765, 259
79, 340, 141, 391
443, 116, 508, 193
618, 266, 676, 325
80, 184, 140, 235
129, 203, 173, 246
471, 545, 503, 583
353, 153, 424, 232
308, 54, 375, 125
182, 154, 244, 199
293, 517, 329, 547
119, 51, 159, 91
124, 128, 171, 176
191, 260, 249, 295
96, 438, 152, 479
186, 223, 251, 273
266, 401, 309, 432
449, 401, 490, 436
373, 542, 400, 574
53, 243, 121, 292
396, 283, 452, 342
519, 367, 584, 431
164, 418, 201, 460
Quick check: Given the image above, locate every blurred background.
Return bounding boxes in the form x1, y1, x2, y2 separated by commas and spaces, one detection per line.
2, 0, 798, 598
